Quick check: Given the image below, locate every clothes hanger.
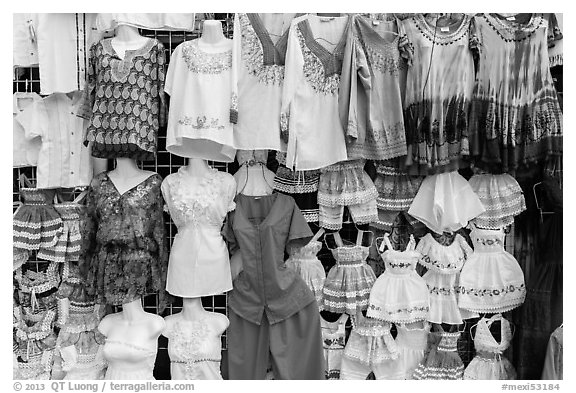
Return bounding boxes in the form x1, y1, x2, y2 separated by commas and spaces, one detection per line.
238, 161, 274, 196
533, 182, 555, 224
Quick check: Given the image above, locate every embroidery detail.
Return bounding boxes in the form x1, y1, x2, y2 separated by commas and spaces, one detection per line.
230, 92, 238, 124
295, 27, 341, 95
181, 40, 232, 74
239, 13, 285, 86
413, 14, 471, 45
363, 38, 402, 75
178, 116, 226, 130
458, 284, 526, 297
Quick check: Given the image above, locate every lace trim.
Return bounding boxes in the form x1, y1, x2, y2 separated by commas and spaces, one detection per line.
15, 309, 56, 342
367, 304, 429, 322
181, 40, 232, 74
318, 188, 378, 207
295, 27, 341, 96
239, 13, 285, 86
13, 217, 63, 229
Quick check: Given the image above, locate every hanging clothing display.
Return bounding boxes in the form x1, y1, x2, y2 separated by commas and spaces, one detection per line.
340, 14, 409, 161
412, 325, 464, 380
321, 313, 348, 380
79, 37, 166, 161
339, 314, 399, 380
95, 13, 196, 32
416, 232, 476, 324
322, 231, 377, 315
281, 14, 351, 170
318, 159, 378, 230
408, 171, 485, 234
231, 13, 302, 151
11, 11, 563, 382
165, 38, 236, 162
468, 13, 563, 173
367, 234, 429, 323
164, 315, 228, 380
469, 173, 526, 230
273, 151, 320, 223
402, 14, 475, 175
15, 91, 93, 189
79, 172, 169, 308
464, 314, 517, 380
458, 226, 526, 313
13, 92, 42, 168
161, 167, 236, 297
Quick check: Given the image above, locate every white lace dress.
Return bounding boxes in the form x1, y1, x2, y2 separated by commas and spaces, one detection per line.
165, 315, 227, 380
161, 167, 237, 297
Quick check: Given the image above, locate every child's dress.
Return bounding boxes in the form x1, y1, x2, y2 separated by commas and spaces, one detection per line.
321, 313, 348, 379
367, 234, 429, 323
13, 177, 63, 252
464, 314, 517, 380
417, 233, 477, 324
458, 226, 526, 313
322, 232, 377, 315
340, 313, 399, 379
286, 230, 326, 309
412, 325, 464, 380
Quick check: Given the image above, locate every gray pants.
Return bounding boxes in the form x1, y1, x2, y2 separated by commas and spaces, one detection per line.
227, 302, 325, 380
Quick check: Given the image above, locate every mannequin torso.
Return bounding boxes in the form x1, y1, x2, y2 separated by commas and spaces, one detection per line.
111, 24, 150, 60
99, 298, 164, 380
199, 20, 231, 50
164, 298, 228, 380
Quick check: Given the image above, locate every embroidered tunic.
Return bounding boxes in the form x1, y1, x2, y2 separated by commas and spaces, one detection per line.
340, 14, 410, 161
402, 14, 475, 175
165, 39, 236, 162
79, 37, 166, 161
231, 13, 302, 151
281, 14, 351, 170
468, 13, 563, 173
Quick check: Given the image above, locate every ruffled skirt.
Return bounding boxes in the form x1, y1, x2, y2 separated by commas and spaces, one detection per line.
412, 348, 464, 380
458, 251, 526, 313
318, 159, 378, 207
322, 262, 376, 314
464, 355, 517, 380
367, 272, 430, 323
469, 174, 526, 230
13, 205, 63, 251
37, 217, 81, 262
286, 256, 325, 310
274, 163, 320, 223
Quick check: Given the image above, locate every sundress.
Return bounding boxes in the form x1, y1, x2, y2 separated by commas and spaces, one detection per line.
464, 314, 517, 380
402, 14, 475, 175
468, 13, 563, 173
412, 325, 464, 380
367, 234, 429, 323
458, 226, 526, 313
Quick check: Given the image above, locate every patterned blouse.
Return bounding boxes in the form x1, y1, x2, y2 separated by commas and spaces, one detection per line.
79, 172, 169, 309
79, 37, 166, 161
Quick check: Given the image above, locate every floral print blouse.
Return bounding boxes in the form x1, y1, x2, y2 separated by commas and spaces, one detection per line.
79, 172, 169, 309
78, 38, 166, 161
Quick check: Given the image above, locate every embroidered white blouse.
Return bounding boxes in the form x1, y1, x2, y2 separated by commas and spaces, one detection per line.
231, 13, 302, 152
13, 93, 43, 168
95, 13, 196, 32
15, 91, 93, 189
280, 14, 351, 170
165, 39, 236, 162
